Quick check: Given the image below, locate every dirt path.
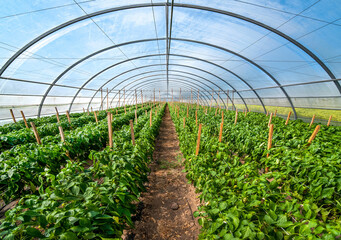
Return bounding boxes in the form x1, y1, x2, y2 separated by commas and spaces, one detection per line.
123, 105, 200, 240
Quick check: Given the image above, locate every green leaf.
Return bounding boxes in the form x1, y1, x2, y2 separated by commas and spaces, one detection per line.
60, 232, 79, 240
264, 215, 275, 225
257, 232, 265, 239
321, 187, 334, 199
299, 224, 311, 235
219, 202, 228, 211
26, 227, 45, 238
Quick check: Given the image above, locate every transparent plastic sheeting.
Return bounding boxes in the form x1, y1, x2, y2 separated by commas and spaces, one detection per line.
0, 0, 340, 123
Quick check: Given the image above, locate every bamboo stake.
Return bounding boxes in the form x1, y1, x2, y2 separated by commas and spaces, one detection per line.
308, 125, 320, 145
106, 88, 109, 110
116, 109, 118, 115
244, 110, 247, 117
195, 110, 198, 126
145, 110, 147, 116
55, 107, 60, 123
30, 122, 41, 145
215, 107, 218, 116
195, 123, 202, 156
107, 112, 113, 149
135, 110, 138, 124
91, 107, 93, 112
183, 117, 186, 128
309, 114, 316, 128
266, 110, 269, 116
221, 111, 224, 124
177, 106, 179, 118
58, 126, 65, 142
129, 120, 135, 146
274, 109, 277, 117
83, 108, 85, 113
234, 110, 238, 125
9, 109, 16, 123
94, 111, 98, 124
20, 111, 29, 128
87, 108, 89, 116
267, 124, 274, 158
285, 111, 292, 125
327, 115, 332, 127
150, 110, 152, 127
268, 113, 273, 127
219, 121, 223, 143
187, 105, 189, 117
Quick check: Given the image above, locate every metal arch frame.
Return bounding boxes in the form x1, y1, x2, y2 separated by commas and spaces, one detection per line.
96, 71, 226, 110
69, 53, 266, 113
35, 38, 282, 117
124, 80, 211, 106
93, 63, 245, 110
115, 77, 218, 108
98, 69, 232, 110
116, 78, 212, 106
0, 2, 339, 107
1, 3, 338, 90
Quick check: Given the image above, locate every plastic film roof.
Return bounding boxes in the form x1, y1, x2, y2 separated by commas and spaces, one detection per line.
0, 0, 340, 121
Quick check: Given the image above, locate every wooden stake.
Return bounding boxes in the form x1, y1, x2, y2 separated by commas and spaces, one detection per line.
58, 126, 65, 142
91, 107, 93, 112
177, 106, 179, 118
285, 111, 291, 125
9, 109, 16, 123
195, 110, 198, 126
267, 124, 274, 158
107, 112, 113, 149
195, 124, 202, 156
135, 110, 138, 124
150, 110, 152, 127
20, 111, 29, 128
221, 111, 224, 124
129, 120, 135, 146
83, 108, 85, 113
234, 110, 238, 125
183, 117, 186, 128
55, 107, 60, 123
215, 107, 218, 116
94, 111, 98, 124
187, 105, 189, 117
327, 115, 332, 127
116, 109, 118, 115
244, 110, 247, 117
30, 122, 41, 145
268, 113, 273, 127
274, 109, 277, 117
308, 125, 320, 145
65, 110, 71, 124
266, 110, 269, 116
219, 121, 223, 143
309, 114, 316, 128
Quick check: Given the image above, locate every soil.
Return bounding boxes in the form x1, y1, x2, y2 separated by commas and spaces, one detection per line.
123, 105, 200, 240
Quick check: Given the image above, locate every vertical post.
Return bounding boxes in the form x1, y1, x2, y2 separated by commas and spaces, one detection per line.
327, 115, 332, 127
234, 110, 238, 125
219, 121, 224, 143
20, 111, 29, 128
101, 88, 103, 111
129, 120, 135, 146
183, 117, 186, 128
195, 123, 202, 156
58, 126, 65, 142
9, 109, 16, 123
30, 122, 41, 145
135, 89, 138, 111
285, 111, 292, 125
107, 112, 113, 149
267, 124, 274, 158
141, 90, 144, 107
150, 110, 152, 127
94, 111, 98, 124
135, 110, 138, 124
308, 125, 321, 145
309, 114, 315, 128
221, 111, 224, 124
91, 107, 93, 112
65, 110, 71, 124
274, 109, 277, 117
83, 108, 85, 113
268, 113, 273, 127
118, 90, 121, 107
55, 107, 60, 123
226, 90, 229, 110
215, 107, 218, 116
195, 110, 198, 126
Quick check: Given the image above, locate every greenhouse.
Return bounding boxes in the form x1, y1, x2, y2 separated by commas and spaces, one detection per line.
0, 0, 340, 239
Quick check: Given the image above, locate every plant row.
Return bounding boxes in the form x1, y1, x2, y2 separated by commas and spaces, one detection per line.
0, 104, 165, 239
0, 104, 153, 205
170, 104, 341, 239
